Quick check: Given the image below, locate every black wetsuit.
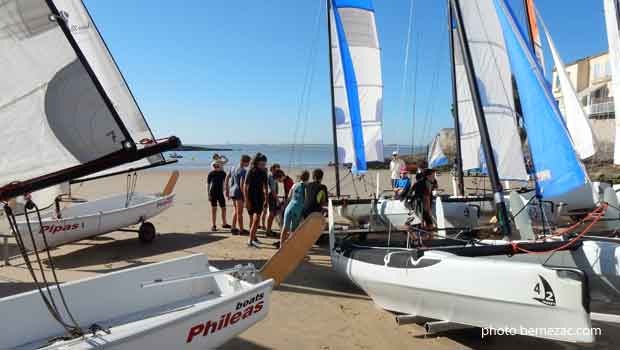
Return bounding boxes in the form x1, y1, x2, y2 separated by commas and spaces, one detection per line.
245, 168, 268, 215
207, 170, 226, 207
302, 181, 327, 217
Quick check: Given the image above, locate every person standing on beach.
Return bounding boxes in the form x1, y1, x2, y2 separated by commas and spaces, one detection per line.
225, 154, 250, 235
244, 153, 269, 248
302, 168, 328, 218
276, 170, 309, 249
212, 153, 229, 167
389, 151, 406, 188
207, 162, 230, 231
264, 163, 282, 236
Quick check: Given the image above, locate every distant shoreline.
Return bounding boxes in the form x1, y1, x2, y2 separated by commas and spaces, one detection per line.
174, 145, 233, 151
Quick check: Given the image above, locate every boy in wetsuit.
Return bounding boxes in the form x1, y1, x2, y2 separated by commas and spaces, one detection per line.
302, 168, 328, 218
207, 161, 230, 231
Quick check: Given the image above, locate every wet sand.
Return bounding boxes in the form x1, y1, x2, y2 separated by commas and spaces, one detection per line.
0, 168, 618, 349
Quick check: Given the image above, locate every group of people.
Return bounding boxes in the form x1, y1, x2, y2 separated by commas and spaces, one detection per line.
206, 153, 327, 248
389, 151, 437, 230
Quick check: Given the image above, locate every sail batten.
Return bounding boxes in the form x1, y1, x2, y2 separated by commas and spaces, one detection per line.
329, 0, 383, 174
493, 0, 588, 198
457, 0, 528, 181
604, 0, 620, 165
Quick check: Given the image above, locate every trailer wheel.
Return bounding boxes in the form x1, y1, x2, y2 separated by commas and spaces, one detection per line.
138, 222, 156, 243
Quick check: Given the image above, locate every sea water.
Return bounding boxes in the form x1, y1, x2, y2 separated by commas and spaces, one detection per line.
163, 144, 419, 171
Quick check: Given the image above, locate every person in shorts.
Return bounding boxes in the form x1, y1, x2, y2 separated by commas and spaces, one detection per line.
244, 153, 268, 247
225, 155, 250, 235
207, 161, 230, 231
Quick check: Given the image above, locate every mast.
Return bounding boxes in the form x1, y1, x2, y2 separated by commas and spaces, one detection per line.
447, 1, 465, 196
523, 0, 535, 50
450, 0, 512, 237
326, 0, 341, 197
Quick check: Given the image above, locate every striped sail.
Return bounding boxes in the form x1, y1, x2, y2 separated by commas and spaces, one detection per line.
536, 6, 597, 159
603, 0, 620, 165
457, 0, 528, 181
493, 0, 588, 198
428, 134, 448, 169
329, 0, 383, 173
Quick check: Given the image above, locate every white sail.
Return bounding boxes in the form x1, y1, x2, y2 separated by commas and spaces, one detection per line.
458, 0, 528, 181
54, 0, 165, 178
604, 0, 620, 164
537, 8, 596, 159
330, 0, 383, 172
0, 0, 131, 188
452, 26, 480, 175
428, 134, 448, 169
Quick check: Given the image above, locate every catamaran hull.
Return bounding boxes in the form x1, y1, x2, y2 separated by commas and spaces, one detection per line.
331, 248, 594, 343
1, 254, 273, 350
14, 193, 175, 250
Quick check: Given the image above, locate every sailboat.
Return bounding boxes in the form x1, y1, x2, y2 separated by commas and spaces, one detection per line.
7, 0, 180, 250
328, 0, 620, 343
325, 0, 387, 227
0, 1, 273, 348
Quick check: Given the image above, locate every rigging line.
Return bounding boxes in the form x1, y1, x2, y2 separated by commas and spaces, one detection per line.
399, 0, 415, 129
289, 0, 322, 169
410, 30, 421, 155
419, 18, 449, 145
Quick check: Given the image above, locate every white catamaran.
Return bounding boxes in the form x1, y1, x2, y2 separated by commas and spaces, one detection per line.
0, 1, 273, 348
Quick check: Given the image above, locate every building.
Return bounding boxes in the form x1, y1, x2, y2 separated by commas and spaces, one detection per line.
551, 51, 615, 153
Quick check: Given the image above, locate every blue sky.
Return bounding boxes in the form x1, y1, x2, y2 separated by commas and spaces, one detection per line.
83, 0, 609, 146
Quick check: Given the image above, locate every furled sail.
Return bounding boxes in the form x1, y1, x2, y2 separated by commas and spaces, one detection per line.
0, 0, 134, 189
457, 0, 528, 181
603, 0, 620, 165
329, 0, 383, 173
493, 0, 588, 198
536, 7, 597, 159
428, 134, 448, 169
54, 0, 166, 179
525, 0, 545, 74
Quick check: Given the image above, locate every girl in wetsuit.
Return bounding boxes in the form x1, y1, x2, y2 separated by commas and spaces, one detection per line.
244, 153, 268, 248
277, 170, 310, 249
207, 162, 230, 231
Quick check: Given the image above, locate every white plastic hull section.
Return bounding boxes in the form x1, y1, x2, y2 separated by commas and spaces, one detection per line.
0, 254, 273, 350
15, 193, 174, 250
481, 238, 620, 310
435, 197, 480, 235
337, 202, 373, 227
375, 198, 410, 228
331, 249, 593, 343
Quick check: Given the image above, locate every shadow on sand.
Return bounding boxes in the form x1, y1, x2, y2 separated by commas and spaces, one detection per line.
0, 281, 39, 298
221, 337, 272, 350
44, 232, 227, 270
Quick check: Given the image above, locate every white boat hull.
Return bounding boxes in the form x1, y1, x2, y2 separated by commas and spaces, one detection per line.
1, 254, 273, 349
331, 247, 593, 343
14, 193, 174, 250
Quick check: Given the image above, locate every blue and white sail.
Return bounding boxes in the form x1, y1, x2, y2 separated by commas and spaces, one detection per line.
330, 0, 384, 173
493, 0, 588, 198
457, 0, 528, 181
427, 134, 448, 169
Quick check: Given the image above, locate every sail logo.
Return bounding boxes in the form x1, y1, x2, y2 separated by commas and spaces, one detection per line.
533, 275, 556, 306
185, 293, 265, 344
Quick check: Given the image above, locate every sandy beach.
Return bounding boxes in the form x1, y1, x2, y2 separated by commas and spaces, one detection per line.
1, 168, 618, 349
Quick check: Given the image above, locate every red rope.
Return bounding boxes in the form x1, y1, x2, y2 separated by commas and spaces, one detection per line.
511, 203, 608, 255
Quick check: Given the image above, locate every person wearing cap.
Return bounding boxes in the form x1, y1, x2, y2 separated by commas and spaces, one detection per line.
393, 167, 411, 200
389, 151, 406, 188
